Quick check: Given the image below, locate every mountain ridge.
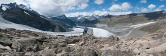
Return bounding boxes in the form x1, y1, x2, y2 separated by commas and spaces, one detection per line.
0, 3, 70, 32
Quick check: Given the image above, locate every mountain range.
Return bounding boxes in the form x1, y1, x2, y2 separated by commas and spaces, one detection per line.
0, 3, 70, 32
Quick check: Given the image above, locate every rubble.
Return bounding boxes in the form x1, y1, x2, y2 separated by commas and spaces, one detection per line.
0, 28, 166, 56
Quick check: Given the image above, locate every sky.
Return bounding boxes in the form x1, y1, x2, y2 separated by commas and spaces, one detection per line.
0, 0, 166, 17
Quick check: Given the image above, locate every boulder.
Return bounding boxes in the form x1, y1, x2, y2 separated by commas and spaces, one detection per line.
101, 50, 112, 56
83, 49, 98, 56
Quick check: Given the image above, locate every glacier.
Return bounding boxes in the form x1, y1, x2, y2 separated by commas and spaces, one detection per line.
0, 15, 114, 37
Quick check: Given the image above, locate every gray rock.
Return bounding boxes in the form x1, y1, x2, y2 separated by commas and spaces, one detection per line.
58, 43, 67, 47
62, 52, 78, 56
12, 41, 21, 52
101, 50, 112, 56
83, 49, 98, 56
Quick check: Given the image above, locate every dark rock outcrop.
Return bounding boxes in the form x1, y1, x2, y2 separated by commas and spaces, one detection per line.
51, 15, 76, 27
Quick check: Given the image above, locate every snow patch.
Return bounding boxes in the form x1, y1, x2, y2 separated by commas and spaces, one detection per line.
2, 7, 7, 11
24, 11, 30, 16
130, 22, 156, 28
1, 5, 10, 11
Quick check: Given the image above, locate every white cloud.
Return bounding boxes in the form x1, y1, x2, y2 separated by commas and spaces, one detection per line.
0, 0, 27, 5
78, 3, 88, 9
160, 0, 166, 1
65, 10, 132, 17
159, 5, 165, 8
156, 5, 164, 11
109, 4, 121, 11
109, 2, 131, 11
94, 0, 104, 5
148, 4, 156, 10
141, 8, 148, 12
140, 0, 147, 3
0, 0, 89, 16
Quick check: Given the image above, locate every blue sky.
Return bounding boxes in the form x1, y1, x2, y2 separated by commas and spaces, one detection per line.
65, 0, 166, 17
0, 0, 166, 17
67, 0, 166, 13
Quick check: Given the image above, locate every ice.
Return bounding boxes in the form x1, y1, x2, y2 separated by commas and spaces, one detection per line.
0, 15, 114, 37
0, 16, 41, 31
0, 15, 84, 36
89, 28, 114, 37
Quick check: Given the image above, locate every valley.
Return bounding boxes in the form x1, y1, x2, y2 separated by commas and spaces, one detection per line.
0, 2, 166, 56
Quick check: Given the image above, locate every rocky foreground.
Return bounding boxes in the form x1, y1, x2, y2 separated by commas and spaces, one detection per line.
0, 28, 166, 56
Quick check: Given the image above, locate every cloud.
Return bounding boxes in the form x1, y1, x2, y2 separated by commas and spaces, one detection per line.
65, 10, 132, 17
141, 8, 148, 12
140, 0, 147, 3
159, 5, 165, 8
156, 5, 164, 11
78, 3, 89, 9
0, 0, 89, 16
0, 0, 26, 5
94, 0, 104, 5
109, 2, 131, 11
148, 4, 156, 10
160, 0, 166, 1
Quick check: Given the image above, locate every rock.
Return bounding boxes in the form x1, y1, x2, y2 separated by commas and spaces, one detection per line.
83, 49, 98, 56
0, 44, 11, 50
67, 39, 80, 44
101, 50, 112, 56
113, 37, 119, 41
38, 49, 55, 56
133, 48, 140, 53
12, 41, 21, 52
164, 32, 166, 37
58, 43, 67, 47
64, 47, 75, 52
24, 52, 34, 56
79, 41, 85, 46
54, 48, 63, 54
62, 52, 78, 56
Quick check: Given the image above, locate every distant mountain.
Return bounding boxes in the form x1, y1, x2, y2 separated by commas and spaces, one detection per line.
66, 10, 166, 27
98, 10, 166, 27
51, 15, 76, 27
67, 15, 100, 27
0, 3, 70, 32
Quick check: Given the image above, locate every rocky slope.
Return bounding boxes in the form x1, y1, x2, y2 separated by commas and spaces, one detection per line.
0, 3, 70, 32
0, 28, 166, 56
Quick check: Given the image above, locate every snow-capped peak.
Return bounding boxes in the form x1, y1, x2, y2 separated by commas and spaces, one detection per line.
18, 4, 31, 11
1, 2, 31, 11
1, 5, 9, 11
77, 15, 100, 21
1, 2, 41, 17
1, 2, 18, 9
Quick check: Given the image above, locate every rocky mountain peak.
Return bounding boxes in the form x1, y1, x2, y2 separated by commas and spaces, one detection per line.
1, 2, 31, 10
56, 15, 68, 19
